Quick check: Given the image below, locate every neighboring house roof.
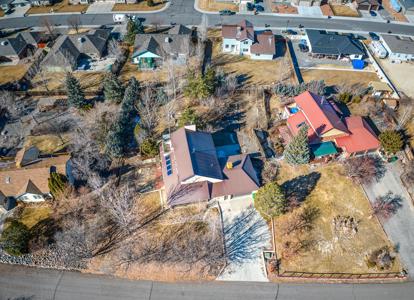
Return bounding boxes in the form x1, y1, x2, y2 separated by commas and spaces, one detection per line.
168, 25, 192, 35
0, 155, 70, 198
43, 35, 80, 68
306, 29, 365, 56
287, 91, 349, 143
68, 29, 110, 57
336, 116, 380, 154
222, 19, 254, 42
250, 31, 276, 55
0, 34, 28, 57
163, 127, 259, 207
0, 0, 13, 6
15, 146, 40, 168
18, 31, 43, 45
381, 34, 414, 55
132, 33, 191, 59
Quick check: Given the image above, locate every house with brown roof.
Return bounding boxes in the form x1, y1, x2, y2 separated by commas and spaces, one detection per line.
0, 147, 70, 207
222, 20, 276, 60
284, 91, 380, 158
160, 126, 260, 207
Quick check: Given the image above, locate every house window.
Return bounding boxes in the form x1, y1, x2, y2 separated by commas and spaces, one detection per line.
297, 121, 306, 128
244, 41, 249, 45
242, 48, 248, 52
225, 44, 229, 49
256, 54, 261, 56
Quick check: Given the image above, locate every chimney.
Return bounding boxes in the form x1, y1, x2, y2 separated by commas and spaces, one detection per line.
226, 162, 233, 169
165, 37, 171, 43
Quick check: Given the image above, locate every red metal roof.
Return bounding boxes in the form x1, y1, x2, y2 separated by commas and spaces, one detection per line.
335, 116, 380, 154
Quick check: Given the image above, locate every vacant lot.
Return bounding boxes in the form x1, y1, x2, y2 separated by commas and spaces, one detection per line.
378, 59, 414, 98
0, 65, 29, 85
274, 162, 401, 273
30, 71, 105, 93
112, 0, 166, 12
331, 4, 359, 17
301, 69, 379, 88
198, 0, 238, 12
211, 36, 294, 86
26, 0, 88, 14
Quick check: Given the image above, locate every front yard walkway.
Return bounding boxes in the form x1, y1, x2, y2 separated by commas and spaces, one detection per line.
363, 163, 414, 277
217, 197, 271, 282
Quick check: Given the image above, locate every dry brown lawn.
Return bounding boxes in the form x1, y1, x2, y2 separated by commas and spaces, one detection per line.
0, 65, 29, 85
331, 4, 360, 17
24, 134, 70, 153
211, 37, 295, 86
274, 162, 402, 274
19, 204, 52, 229
30, 71, 105, 93
26, 0, 88, 14
198, 0, 238, 12
112, 0, 166, 11
301, 69, 379, 88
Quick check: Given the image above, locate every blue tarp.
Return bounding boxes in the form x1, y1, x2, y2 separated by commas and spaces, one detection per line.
352, 59, 365, 70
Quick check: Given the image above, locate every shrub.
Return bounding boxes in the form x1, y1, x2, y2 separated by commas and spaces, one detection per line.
254, 182, 287, 220
178, 108, 203, 128
338, 92, 353, 104
0, 220, 31, 256
48, 172, 68, 197
379, 130, 404, 154
140, 138, 159, 157
147, 0, 154, 6
366, 246, 395, 270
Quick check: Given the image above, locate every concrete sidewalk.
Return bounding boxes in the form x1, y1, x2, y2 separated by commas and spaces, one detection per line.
363, 163, 414, 278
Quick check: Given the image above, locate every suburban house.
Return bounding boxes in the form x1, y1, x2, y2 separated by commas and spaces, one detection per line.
0, 34, 29, 63
0, 147, 70, 211
160, 126, 260, 207
380, 34, 414, 62
19, 31, 49, 48
222, 20, 276, 60
0, 0, 13, 12
131, 25, 193, 69
284, 91, 380, 158
305, 29, 365, 60
353, 0, 380, 10
43, 29, 110, 71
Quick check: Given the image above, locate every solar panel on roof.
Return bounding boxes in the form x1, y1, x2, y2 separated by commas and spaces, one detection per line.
167, 170, 172, 176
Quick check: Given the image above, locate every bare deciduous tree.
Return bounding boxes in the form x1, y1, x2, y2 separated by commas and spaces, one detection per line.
67, 15, 82, 34
107, 39, 124, 61
261, 158, 278, 184
137, 86, 160, 134
41, 17, 57, 38
343, 156, 377, 185
0, 90, 19, 119
372, 192, 402, 220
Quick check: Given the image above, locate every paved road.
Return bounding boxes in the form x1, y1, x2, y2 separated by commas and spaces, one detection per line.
363, 163, 414, 277
1, 0, 414, 35
1, 263, 414, 300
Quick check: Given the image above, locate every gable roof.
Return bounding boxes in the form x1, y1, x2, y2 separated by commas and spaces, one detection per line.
250, 31, 276, 55
292, 92, 349, 139
335, 116, 380, 154
306, 29, 365, 56
18, 31, 43, 45
0, 35, 28, 57
132, 33, 191, 59
0, 155, 70, 198
43, 35, 80, 68
168, 25, 192, 35
68, 29, 110, 57
222, 19, 255, 42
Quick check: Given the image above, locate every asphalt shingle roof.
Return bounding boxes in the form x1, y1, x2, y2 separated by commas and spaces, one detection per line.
132, 33, 191, 58
0, 35, 28, 57
381, 34, 414, 55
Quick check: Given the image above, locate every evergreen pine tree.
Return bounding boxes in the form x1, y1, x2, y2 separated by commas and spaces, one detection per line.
106, 121, 125, 158
103, 73, 124, 103
65, 72, 88, 109
284, 124, 310, 165
125, 19, 145, 45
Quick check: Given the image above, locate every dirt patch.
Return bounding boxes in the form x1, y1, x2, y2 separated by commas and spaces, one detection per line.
0, 65, 29, 85
271, 4, 298, 14
198, 0, 238, 12
331, 4, 360, 17
26, 0, 88, 14
301, 69, 379, 88
274, 162, 402, 274
112, 0, 166, 12
377, 60, 414, 98
24, 134, 70, 153
382, 0, 408, 22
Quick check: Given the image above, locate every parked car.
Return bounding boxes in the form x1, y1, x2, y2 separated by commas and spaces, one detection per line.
247, 2, 254, 11
282, 29, 297, 35
255, 4, 264, 12
369, 32, 380, 41
299, 44, 309, 52
369, 10, 377, 17
219, 9, 235, 15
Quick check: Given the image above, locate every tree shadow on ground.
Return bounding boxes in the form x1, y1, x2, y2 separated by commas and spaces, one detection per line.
378, 192, 404, 215
224, 206, 270, 264
282, 171, 321, 204
373, 156, 386, 181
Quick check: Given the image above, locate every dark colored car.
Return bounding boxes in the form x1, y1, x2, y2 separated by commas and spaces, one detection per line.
219, 9, 235, 15
255, 4, 264, 12
369, 10, 377, 17
369, 32, 380, 41
298, 44, 309, 52
247, 2, 254, 10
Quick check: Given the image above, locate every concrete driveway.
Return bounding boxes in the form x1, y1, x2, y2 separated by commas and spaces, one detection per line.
86, 2, 114, 14
363, 163, 414, 277
217, 197, 271, 282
